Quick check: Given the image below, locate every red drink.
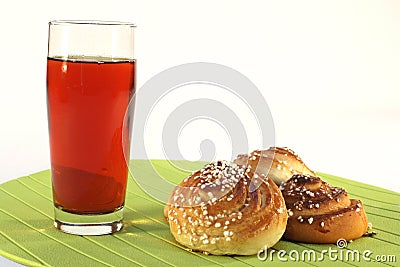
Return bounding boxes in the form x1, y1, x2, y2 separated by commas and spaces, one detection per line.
47, 57, 135, 214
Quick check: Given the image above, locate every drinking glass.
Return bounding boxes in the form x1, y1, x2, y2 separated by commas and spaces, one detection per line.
47, 20, 136, 235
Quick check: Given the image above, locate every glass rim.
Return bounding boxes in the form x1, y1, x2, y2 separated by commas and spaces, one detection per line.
49, 20, 136, 27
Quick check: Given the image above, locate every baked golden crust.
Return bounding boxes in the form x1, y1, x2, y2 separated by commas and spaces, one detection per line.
234, 147, 315, 185
280, 174, 369, 243
164, 160, 288, 255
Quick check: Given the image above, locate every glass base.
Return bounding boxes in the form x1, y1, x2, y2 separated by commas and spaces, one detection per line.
54, 206, 124, 235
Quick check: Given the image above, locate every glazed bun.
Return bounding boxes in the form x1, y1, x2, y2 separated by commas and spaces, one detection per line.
164, 160, 288, 255
280, 174, 369, 243
234, 147, 315, 185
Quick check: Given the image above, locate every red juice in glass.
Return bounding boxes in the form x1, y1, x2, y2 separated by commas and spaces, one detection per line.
47, 57, 135, 214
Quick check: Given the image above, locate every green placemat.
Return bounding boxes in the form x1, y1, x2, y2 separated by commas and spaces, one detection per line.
0, 160, 399, 267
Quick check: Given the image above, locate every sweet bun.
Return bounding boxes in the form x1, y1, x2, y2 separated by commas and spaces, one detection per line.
234, 147, 315, 185
164, 160, 288, 255
280, 174, 369, 243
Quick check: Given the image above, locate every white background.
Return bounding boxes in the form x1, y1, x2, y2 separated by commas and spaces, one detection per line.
1, 0, 399, 188
1, 0, 399, 190
0, 0, 399, 266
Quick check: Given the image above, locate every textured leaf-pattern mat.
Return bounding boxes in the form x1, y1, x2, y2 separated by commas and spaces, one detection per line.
0, 160, 399, 266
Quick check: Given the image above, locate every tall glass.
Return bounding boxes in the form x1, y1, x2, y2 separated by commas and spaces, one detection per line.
46, 20, 136, 235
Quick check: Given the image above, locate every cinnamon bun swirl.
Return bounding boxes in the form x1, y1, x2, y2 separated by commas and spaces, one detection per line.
164, 160, 288, 255
234, 147, 315, 185
280, 174, 369, 243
